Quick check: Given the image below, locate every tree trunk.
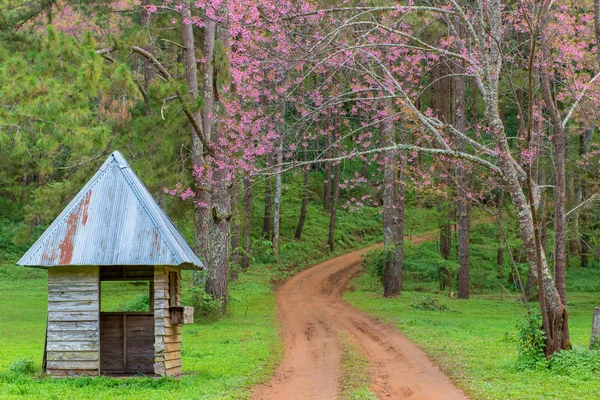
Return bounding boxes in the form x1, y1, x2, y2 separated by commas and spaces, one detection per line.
181, 2, 209, 270
230, 218, 240, 281
540, 21, 570, 349
382, 99, 402, 296
433, 61, 452, 262
295, 148, 309, 240
140, 0, 154, 93
262, 154, 273, 239
455, 49, 470, 300
204, 23, 230, 309
205, 164, 231, 307
328, 159, 340, 252
241, 176, 252, 271
496, 191, 505, 285
323, 130, 332, 212
272, 138, 283, 258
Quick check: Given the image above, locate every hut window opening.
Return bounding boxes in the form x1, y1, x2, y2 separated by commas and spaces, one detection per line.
100, 281, 151, 312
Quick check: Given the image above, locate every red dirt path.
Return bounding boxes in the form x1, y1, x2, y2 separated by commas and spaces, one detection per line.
252, 240, 470, 400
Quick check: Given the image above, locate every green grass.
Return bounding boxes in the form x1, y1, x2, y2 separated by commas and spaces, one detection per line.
338, 333, 377, 400
345, 267, 600, 399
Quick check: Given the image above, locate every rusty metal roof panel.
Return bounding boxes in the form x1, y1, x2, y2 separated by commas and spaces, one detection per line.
17, 151, 204, 270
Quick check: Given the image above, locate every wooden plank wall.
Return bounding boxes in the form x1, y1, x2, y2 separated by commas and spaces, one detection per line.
153, 266, 182, 376
46, 266, 100, 376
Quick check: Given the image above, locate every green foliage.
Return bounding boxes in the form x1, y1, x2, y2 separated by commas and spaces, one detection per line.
8, 358, 35, 376
548, 348, 600, 377
119, 294, 150, 313
410, 296, 450, 312
187, 284, 224, 322
361, 247, 395, 282
514, 313, 548, 370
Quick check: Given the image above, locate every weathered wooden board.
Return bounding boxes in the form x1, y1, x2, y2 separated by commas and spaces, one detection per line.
164, 358, 182, 370
47, 341, 99, 351
46, 360, 99, 370
162, 350, 181, 361
48, 283, 98, 293
47, 369, 98, 377
48, 300, 99, 312
163, 334, 182, 344
48, 291, 98, 302
48, 330, 98, 342
46, 351, 99, 361
48, 311, 98, 322
48, 321, 98, 332
183, 307, 194, 324
166, 365, 182, 376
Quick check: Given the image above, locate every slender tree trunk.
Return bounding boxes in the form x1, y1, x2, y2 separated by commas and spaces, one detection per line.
434, 62, 452, 261
455, 49, 470, 299
230, 218, 240, 281
323, 128, 332, 212
382, 99, 402, 296
241, 176, 252, 271
262, 154, 273, 239
181, 2, 209, 272
496, 191, 505, 285
580, 129, 592, 268
140, 0, 154, 93
295, 148, 310, 240
272, 138, 283, 258
328, 159, 340, 252
540, 20, 570, 349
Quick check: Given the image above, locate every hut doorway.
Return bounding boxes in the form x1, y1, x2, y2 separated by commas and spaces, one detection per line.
99, 266, 155, 375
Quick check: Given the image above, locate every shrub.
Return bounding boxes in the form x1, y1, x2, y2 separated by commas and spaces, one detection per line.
548, 348, 600, 377
119, 294, 150, 312
361, 247, 396, 283
515, 313, 548, 370
410, 296, 449, 311
9, 358, 36, 376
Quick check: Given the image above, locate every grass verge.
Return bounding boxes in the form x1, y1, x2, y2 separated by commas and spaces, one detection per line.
338, 333, 377, 400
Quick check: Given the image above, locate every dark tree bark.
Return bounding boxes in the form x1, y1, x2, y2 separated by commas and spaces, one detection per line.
323, 132, 332, 212
272, 137, 283, 258
140, 0, 154, 93
230, 218, 240, 281
262, 154, 273, 239
328, 159, 340, 252
295, 148, 310, 240
455, 46, 471, 299
382, 99, 403, 296
496, 191, 505, 285
181, 2, 210, 268
205, 25, 231, 309
540, 18, 570, 349
432, 62, 453, 261
241, 176, 252, 271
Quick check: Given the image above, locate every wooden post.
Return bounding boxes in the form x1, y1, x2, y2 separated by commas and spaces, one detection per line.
591, 307, 600, 349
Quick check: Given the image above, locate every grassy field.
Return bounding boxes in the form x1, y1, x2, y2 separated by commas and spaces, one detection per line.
346, 240, 600, 400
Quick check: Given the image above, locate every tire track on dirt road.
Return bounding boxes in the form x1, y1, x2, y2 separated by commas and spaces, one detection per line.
252, 234, 470, 400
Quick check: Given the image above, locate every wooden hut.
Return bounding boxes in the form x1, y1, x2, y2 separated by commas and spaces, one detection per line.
18, 151, 203, 377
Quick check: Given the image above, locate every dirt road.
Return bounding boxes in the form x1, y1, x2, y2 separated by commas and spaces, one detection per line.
252, 244, 469, 400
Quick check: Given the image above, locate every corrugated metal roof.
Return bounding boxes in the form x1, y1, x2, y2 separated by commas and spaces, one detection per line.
18, 151, 204, 270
